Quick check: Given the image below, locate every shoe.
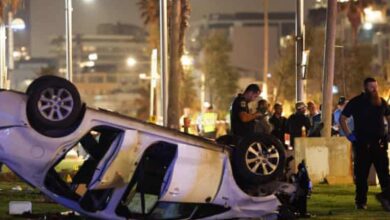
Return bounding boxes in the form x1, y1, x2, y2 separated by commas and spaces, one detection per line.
355, 203, 367, 210
376, 193, 390, 212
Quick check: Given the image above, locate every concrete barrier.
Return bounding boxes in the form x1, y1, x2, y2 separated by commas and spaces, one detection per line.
294, 137, 353, 184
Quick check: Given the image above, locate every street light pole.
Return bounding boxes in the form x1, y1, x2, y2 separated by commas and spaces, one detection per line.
159, 0, 169, 126
263, 0, 269, 100
295, 0, 305, 102
0, 24, 6, 88
150, 49, 158, 118
65, 0, 73, 82
8, 12, 14, 71
321, 0, 337, 137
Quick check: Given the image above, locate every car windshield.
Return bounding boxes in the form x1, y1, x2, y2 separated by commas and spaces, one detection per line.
44, 126, 123, 211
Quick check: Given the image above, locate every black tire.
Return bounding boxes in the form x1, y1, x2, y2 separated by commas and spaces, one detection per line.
215, 134, 240, 146
232, 134, 286, 185
26, 75, 82, 135
26, 75, 58, 95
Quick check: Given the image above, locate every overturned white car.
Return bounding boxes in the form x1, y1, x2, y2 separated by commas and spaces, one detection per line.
0, 76, 292, 219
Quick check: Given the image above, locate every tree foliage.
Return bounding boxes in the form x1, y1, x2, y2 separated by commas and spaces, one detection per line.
201, 31, 239, 113
270, 25, 375, 104
138, 0, 191, 128
0, 0, 20, 22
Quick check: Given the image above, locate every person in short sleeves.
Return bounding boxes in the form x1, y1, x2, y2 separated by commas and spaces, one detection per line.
340, 77, 390, 210
230, 84, 262, 138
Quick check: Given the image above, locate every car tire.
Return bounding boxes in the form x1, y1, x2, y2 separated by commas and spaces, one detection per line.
26, 75, 83, 136
232, 134, 286, 185
215, 134, 240, 146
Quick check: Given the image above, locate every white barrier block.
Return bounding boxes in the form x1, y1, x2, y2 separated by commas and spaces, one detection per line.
9, 201, 32, 215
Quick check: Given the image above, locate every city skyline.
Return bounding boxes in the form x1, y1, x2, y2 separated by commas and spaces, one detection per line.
30, 0, 317, 57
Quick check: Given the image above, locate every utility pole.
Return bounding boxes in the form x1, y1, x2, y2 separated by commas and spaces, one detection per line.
0, 24, 6, 88
159, 0, 169, 127
295, 0, 304, 102
321, 0, 337, 137
7, 12, 14, 71
263, 0, 269, 99
65, 0, 73, 82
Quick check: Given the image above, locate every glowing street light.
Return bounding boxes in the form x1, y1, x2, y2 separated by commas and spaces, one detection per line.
181, 54, 194, 69
364, 7, 385, 24
126, 57, 137, 67
363, 22, 373, 31
88, 53, 98, 61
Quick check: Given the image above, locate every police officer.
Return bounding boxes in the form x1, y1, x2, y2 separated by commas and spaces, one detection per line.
230, 84, 262, 137
340, 77, 390, 210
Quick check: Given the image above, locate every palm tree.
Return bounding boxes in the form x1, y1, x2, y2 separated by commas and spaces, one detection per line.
339, 0, 387, 45
138, 0, 191, 129
0, 0, 21, 22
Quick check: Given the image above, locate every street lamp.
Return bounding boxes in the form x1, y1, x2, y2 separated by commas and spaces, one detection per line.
363, 22, 374, 31
88, 53, 98, 61
181, 54, 194, 69
363, 7, 385, 24
138, 49, 159, 121
126, 57, 137, 67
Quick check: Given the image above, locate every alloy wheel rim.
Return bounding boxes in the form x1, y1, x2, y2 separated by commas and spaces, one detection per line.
37, 88, 74, 121
245, 141, 280, 176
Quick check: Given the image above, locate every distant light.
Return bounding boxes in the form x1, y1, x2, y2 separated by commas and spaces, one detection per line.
13, 51, 21, 58
332, 85, 339, 94
267, 73, 272, 78
80, 61, 95, 68
364, 7, 384, 24
83, 0, 95, 3
126, 57, 137, 67
181, 54, 194, 67
139, 73, 148, 79
363, 22, 373, 30
11, 18, 25, 30
88, 53, 98, 61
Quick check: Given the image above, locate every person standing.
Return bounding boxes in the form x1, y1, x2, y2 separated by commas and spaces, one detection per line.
197, 103, 218, 139
269, 103, 288, 145
254, 99, 272, 134
307, 101, 322, 137
340, 77, 390, 210
287, 102, 311, 148
333, 96, 354, 136
230, 84, 262, 138
179, 107, 197, 135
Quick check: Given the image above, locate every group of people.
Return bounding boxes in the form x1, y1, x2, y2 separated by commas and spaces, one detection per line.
229, 83, 350, 148
230, 78, 390, 211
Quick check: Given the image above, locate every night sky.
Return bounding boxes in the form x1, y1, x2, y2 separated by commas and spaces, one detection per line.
30, 0, 316, 57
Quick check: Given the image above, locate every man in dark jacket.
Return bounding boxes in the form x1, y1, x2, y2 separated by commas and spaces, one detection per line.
269, 103, 288, 145
287, 102, 311, 148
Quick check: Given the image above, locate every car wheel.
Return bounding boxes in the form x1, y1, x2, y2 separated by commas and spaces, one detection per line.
232, 134, 286, 185
215, 134, 240, 146
26, 75, 83, 135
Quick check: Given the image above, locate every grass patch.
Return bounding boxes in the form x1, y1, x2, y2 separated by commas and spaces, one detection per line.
308, 184, 390, 219
0, 174, 390, 219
